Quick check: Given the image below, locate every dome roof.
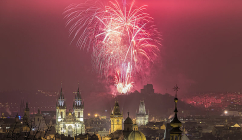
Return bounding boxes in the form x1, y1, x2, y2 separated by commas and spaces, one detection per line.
170, 114, 182, 128
128, 131, 146, 140
124, 117, 133, 124
170, 116, 181, 124
181, 134, 190, 140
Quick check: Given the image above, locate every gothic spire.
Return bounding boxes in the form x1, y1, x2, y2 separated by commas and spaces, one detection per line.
57, 84, 66, 108
76, 83, 81, 99
25, 102, 29, 111
59, 82, 64, 99
170, 84, 182, 129
170, 84, 182, 140
173, 84, 179, 113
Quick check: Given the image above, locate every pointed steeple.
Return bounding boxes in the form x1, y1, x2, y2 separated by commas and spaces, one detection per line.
76, 86, 81, 99
59, 85, 64, 100
60, 88, 63, 98
170, 84, 181, 126
138, 100, 146, 114
73, 84, 83, 109
59, 82, 64, 99
60, 87, 62, 96
170, 84, 182, 140
25, 102, 29, 111
57, 85, 66, 108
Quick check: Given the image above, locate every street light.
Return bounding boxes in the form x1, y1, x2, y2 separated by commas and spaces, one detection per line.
224, 110, 228, 115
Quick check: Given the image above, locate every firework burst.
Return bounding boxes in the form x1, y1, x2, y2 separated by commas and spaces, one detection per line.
64, 0, 160, 94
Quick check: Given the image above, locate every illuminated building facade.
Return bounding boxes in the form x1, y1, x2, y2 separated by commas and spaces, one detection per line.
110, 100, 123, 133
56, 87, 85, 137
136, 100, 149, 126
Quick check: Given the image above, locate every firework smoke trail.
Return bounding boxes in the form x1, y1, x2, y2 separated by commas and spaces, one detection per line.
64, 0, 160, 94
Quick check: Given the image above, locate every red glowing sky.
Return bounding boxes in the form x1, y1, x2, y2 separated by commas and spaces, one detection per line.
0, 0, 242, 96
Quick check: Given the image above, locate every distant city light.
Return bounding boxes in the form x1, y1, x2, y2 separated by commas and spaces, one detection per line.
224, 110, 228, 114
88, 113, 90, 116
95, 114, 98, 117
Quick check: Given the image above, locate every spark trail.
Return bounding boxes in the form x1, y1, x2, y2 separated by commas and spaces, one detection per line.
64, 0, 160, 94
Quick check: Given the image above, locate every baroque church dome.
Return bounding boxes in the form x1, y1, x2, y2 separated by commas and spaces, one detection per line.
181, 134, 190, 140
127, 124, 146, 140
128, 131, 146, 140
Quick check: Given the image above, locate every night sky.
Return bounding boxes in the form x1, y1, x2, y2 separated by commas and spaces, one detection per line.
1, 0, 242, 96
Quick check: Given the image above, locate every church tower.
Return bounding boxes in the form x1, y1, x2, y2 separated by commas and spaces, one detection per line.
56, 87, 66, 124
20, 99, 25, 116
73, 87, 85, 134
169, 85, 182, 140
110, 100, 123, 133
24, 102, 30, 122
136, 100, 149, 126
73, 87, 84, 122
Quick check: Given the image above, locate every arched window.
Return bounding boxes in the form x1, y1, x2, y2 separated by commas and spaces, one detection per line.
78, 112, 80, 118
61, 112, 63, 118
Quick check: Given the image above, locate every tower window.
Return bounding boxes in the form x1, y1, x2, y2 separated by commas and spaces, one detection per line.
61, 112, 63, 118
78, 112, 80, 118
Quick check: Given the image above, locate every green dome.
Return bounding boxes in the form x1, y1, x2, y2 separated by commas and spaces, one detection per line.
128, 130, 146, 140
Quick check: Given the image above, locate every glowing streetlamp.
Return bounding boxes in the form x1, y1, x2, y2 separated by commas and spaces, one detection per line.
224, 110, 228, 115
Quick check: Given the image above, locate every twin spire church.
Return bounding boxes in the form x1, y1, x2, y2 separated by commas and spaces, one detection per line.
55, 87, 85, 136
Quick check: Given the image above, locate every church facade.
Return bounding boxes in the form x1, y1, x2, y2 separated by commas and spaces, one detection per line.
136, 100, 149, 126
55, 87, 85, 137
